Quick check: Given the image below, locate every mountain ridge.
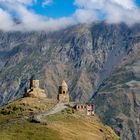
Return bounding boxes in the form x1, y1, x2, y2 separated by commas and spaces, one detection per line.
0, 22, 140, 140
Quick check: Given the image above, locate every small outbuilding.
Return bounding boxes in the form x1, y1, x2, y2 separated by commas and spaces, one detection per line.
76, 103, 95, 116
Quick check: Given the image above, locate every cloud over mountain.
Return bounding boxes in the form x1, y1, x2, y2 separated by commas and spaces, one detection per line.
0, 0, 140, 31
74, 0, 140, 24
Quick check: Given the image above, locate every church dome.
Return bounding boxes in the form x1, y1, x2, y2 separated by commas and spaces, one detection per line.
62, 80, 68, 88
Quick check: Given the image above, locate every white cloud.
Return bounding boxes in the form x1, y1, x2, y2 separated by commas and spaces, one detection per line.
74, 0, 136, 10
112, 0, 136, 9
0, 3, 75, 31
0, 0, 35, 5
73, 9, 97, 23
0, 0, 140, 31
14, 5, 74, 31
42, 0, 53, 7
74, 0, 140, 25
0, 8, 15, 31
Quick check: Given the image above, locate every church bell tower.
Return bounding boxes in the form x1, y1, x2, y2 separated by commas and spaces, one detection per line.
58, 80, 69, 103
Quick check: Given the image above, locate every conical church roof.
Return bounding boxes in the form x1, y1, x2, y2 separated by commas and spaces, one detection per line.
62, 80, 68, 88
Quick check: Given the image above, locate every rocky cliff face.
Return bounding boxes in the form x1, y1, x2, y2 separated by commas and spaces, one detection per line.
0, 22, 140, 140
94, 43, 140, 140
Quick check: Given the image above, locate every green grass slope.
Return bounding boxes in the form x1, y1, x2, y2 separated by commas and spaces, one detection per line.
0, 97, 119, 140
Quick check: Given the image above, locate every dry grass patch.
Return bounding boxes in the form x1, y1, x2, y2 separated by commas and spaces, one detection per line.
47, 108, 120, 140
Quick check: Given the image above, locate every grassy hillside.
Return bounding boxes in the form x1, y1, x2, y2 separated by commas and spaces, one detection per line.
46, 109, 120, 140
0, 97, 119, 140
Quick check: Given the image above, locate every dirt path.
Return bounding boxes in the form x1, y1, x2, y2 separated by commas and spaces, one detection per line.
33, 103, 67, 123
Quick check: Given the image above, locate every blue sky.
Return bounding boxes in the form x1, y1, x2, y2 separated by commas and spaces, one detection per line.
30, 0, 77, 18
136, 0, 140, 6
29, 0, 140, 18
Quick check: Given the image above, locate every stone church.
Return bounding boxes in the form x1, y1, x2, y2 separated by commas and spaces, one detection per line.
25, 80, 47, 98
57, 80, 70, 103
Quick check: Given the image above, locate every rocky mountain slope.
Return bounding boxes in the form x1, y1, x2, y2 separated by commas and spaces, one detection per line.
0, 97, 119, 140
94, 43, 140, 140
0, 22, 140, 140
0, 23, 140, 105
